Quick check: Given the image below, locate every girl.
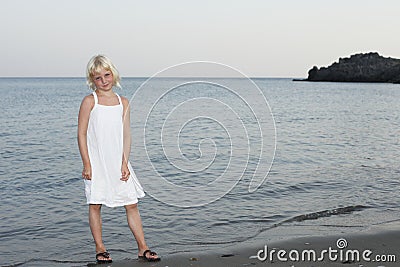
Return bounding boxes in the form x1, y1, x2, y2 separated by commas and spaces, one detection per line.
77, 55, 160, 263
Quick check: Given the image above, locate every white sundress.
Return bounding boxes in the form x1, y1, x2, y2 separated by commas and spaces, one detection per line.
84, 91, 145, 207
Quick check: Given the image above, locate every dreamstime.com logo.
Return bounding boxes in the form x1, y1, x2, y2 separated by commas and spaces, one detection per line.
256, 238, 397, 264
129, 61, 276, 207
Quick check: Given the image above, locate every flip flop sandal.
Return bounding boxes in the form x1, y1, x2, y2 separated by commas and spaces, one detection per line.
96, 251, 112, 264
138, 249, 161, 262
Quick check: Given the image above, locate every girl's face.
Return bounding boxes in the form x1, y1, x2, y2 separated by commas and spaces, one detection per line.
93, 68, 114, 91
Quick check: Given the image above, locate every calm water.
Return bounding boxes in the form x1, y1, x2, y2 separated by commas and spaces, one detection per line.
0, 78, 399, 266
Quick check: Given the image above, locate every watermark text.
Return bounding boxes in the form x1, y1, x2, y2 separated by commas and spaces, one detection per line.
257, 238, 396, 264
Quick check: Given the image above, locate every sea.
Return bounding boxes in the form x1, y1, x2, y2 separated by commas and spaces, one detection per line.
0, 77, 399, 266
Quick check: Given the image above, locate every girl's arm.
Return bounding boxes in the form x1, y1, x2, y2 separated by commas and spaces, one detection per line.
77, 95, 94, 179
121, 97, 131, 181
121, 96, 132, 165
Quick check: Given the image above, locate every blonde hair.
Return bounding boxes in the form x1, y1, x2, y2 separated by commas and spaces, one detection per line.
86, 55, 121, 90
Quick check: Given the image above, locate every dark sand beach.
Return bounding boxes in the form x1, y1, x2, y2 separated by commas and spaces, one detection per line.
89, 221, 399, 267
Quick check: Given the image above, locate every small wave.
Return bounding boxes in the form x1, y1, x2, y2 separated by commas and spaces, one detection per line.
184, 205, 369, 246
282, 205, 369, 224
250, 205, 370, 240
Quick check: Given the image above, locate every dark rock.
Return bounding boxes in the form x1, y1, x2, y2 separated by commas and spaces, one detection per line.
299, 52, 400, 83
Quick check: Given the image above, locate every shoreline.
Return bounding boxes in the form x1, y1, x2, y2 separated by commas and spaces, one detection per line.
93, 220, 399, 267
292, 78, 400, 84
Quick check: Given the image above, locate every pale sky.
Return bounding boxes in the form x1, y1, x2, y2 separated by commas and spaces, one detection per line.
1, 0, 399, 78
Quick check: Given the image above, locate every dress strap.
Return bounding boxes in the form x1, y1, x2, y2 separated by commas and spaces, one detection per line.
115, 93, 122, 105
92, 91, 98, 105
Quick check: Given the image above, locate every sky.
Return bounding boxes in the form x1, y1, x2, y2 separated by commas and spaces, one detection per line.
1, 0, 399, 78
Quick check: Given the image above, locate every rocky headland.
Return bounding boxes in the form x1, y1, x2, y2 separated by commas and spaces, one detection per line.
296, 52, 400, 83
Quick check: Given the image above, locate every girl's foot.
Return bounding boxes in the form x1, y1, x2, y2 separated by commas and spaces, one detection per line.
96, 251, 112, 263
96, 244, 112, 263
138, 249, 160, 262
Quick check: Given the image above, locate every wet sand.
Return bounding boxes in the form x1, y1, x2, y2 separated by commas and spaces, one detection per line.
90, 221, 399, 267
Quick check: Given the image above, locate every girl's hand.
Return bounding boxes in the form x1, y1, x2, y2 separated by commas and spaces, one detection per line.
121, 162, 130, 182
82, 165, 92, 180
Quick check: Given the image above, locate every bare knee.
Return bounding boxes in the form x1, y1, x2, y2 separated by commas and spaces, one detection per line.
89, 204, 102, 212
125, 203, 138, 211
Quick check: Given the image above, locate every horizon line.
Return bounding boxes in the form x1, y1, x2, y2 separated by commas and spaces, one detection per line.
0, 76, 302, 79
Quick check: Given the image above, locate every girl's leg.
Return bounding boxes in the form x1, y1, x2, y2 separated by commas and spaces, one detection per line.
125, 203, 159, 260
89, 204, 111, 260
